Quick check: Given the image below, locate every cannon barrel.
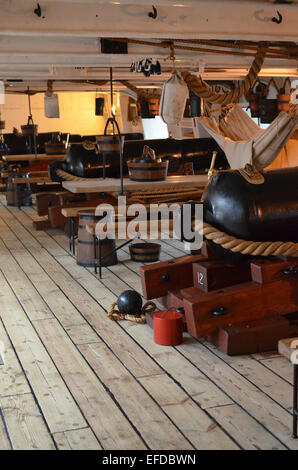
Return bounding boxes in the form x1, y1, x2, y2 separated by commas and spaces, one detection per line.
202, 167, 298, 264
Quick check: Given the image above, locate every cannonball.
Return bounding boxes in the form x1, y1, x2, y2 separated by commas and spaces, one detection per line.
117, 290, 143, 315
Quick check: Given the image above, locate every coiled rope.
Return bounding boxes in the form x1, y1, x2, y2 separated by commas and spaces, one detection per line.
196, 221, 298, 257
108, 300, 156, 323
181, 50, 265, 105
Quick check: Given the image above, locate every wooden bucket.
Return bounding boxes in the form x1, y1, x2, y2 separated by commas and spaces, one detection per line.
148, 98, 160, 116
277, 93, 290, 112
153, 310, 184, 346
127, 160, 168, 181
76, 209, 118, 267
129, 242, 161, 262
21, 124, 38, 136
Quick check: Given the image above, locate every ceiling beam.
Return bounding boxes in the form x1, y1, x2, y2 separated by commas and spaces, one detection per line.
0, 1, 298, 41
43, 0, 298, 9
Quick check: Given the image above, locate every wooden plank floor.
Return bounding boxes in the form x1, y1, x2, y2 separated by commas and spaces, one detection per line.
0, 195, 297, 450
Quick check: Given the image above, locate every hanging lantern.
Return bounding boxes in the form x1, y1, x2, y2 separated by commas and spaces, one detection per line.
159, 71, 189, 125
21, 88, 38, 136
95, 97, 105, 116
0, 81, 5, 105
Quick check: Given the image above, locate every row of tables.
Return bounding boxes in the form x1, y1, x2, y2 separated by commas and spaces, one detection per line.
2, 153, 208, 194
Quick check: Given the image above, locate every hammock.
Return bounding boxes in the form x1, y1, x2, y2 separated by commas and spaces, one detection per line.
198, 104, 298, 172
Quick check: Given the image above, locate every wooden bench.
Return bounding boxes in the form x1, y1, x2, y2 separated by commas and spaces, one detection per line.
12, 176, 53, 185
2, 170, 49, 180
278, 337, 298, 438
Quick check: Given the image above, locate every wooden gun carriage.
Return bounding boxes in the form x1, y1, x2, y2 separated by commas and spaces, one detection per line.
141, 242, 298, 355
141, 167, 298, 355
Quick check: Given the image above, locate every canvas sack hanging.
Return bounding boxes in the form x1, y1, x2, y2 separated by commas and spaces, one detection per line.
44, 93, 60, 118
159, 71, 189, 125
0, 81, 5, 105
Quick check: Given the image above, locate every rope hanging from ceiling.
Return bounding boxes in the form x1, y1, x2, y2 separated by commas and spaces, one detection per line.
181, 49, 266, 105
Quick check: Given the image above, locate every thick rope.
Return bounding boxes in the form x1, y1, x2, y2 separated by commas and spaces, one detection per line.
181, 50, 265, 105
196, 221, 298, 257
56, 168, 104, 181
108, 300, 156, 323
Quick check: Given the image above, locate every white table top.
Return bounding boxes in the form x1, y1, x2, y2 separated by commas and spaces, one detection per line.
62, 175, 208, 194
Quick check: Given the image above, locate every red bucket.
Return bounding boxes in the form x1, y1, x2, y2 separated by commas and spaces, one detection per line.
153, 310, 184, 346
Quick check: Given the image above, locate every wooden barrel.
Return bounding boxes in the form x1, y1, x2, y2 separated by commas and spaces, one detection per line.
148, 98, 160, 116
129, 242, 161, 262
128, 160, 168, 181
6, 180, 18, 206
277, 93, 290, 112
76, 209, 118, 267
6, 177, 32, 207
21, 124, 38, 136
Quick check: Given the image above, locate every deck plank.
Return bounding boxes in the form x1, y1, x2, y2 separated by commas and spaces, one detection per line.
258, 356, 293, 385
0, 272, 87, 434
0, 318, 31, 398
0, 197, 296, 450
1, 394, 56, 450
138, 374, 239, 450
0, 414, 11, 450
208, 404, 286, 450
79, 342, 194, 450
176, 336, 298, 449
53, 428, 102, 450
31, 318, 148, 450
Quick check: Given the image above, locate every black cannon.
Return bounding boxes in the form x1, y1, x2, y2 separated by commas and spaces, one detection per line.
202, 167, 298, 264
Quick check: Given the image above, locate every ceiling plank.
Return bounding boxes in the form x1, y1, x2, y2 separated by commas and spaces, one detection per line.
0, 1, 298, 41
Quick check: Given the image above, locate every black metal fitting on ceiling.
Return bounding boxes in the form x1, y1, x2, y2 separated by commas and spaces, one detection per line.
148, 5, 157, 19
34, 3, 42, 17
130, 58, 161, 77
272, 11, 283, 24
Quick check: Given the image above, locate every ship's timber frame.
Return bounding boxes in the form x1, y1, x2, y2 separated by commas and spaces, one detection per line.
0, 0, 297, 91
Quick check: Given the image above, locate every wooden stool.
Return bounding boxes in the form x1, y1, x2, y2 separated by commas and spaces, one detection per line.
278, 337, 298, 438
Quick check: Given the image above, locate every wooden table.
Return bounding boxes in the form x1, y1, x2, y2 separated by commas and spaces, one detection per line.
62, 175, 208, 194
2, 153, 66, 162
12, 177, 54, 184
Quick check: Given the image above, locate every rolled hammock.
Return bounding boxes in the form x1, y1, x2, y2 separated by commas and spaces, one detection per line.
197, 104, 298, 172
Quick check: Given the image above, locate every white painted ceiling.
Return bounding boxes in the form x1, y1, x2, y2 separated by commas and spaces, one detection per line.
0, 0, 297, 93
